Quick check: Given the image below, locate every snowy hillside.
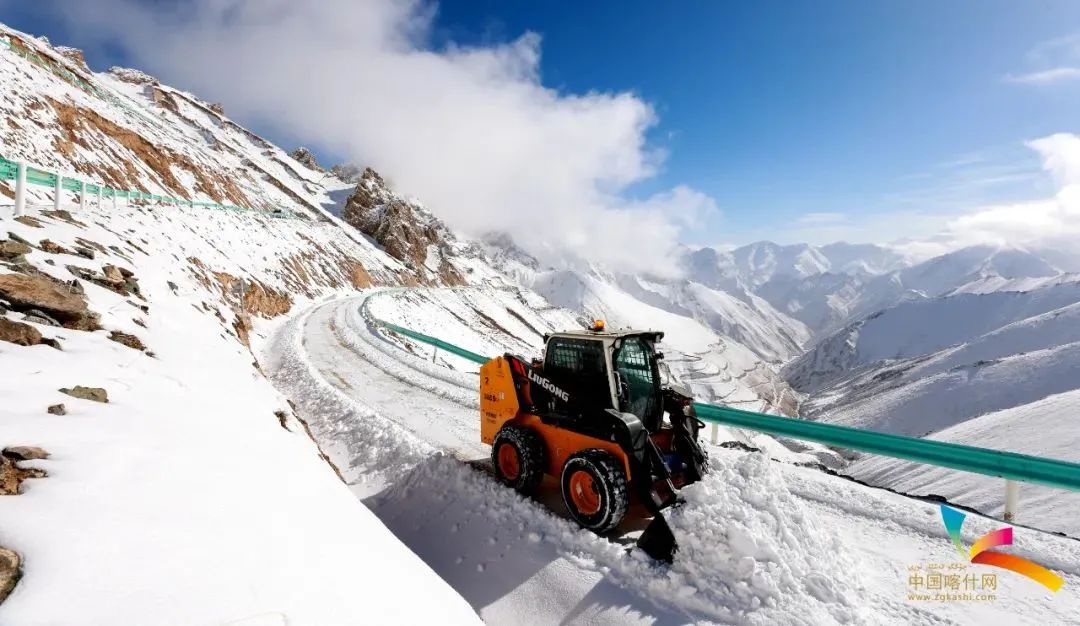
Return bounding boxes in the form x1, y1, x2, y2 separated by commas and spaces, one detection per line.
850, 389, 1080, 536
0, 200, 480, 623
0, 25, 352, 220
786, 280, 1080, 393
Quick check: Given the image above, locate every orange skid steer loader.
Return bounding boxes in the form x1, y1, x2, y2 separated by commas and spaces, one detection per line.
479, 322, 709, 562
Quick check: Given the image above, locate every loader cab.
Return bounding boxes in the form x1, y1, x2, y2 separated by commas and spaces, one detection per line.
539, 327, 665, 430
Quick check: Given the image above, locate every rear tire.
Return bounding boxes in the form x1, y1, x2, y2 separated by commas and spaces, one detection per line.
492, 425, 544, 495
560, 450, 629, 533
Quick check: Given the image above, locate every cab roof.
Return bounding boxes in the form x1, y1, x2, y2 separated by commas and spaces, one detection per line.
545, 329, 664, 342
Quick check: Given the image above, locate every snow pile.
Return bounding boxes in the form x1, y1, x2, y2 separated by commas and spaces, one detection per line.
666, 453, 866, 624
369, 450, 865, 625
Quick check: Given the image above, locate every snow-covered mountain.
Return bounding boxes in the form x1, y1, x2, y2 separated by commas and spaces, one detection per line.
6, 19, 1080, 625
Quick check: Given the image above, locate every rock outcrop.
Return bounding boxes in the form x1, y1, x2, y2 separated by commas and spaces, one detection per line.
0, 271, 99, 330
55, 46, 89, 73
290, 147, 324, 172
341, 168, 464, 285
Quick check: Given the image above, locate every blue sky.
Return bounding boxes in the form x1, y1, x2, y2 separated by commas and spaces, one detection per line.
4, 1, 1080, 248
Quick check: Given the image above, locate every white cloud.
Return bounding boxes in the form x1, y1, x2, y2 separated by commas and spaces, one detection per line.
52, 0, 712, 274
909, 133, 1080, 258
1005, 67, 1080, 86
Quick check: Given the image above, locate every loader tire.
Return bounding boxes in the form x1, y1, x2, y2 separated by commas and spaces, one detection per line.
561, 450, 628, 534
492, 425, 545, 495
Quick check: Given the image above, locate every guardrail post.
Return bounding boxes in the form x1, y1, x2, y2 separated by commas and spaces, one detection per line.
14, 161, 26, 217
432, 346, 439, 363
111, 189, 117, 210
53, 172, 62, 211
96, 185, 101, 208
78, 181, 86, 212
1004, 480, 1020, 523
710, 422, 719, 445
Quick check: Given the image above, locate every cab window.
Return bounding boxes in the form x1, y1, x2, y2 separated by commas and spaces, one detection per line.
614, 337, 660, 422
543, 337, 610, 412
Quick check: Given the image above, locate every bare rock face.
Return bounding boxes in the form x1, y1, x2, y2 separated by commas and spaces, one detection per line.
0, 547, 21, 604
47, 403, 66, 415
290, 147, 324, 172
341, 168, 464, 285
209, 103, 225, 115
0, 272, 98, 330
0, 318, 43, 346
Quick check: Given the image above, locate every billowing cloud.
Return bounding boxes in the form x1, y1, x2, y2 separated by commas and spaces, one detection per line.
47, 0, 713, 273
893, 133, 1080, 261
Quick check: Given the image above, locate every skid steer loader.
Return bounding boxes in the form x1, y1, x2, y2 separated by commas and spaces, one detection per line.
479, 321, 709, 562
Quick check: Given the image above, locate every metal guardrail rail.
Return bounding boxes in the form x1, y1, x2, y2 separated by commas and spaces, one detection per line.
372, 317, 1080, 499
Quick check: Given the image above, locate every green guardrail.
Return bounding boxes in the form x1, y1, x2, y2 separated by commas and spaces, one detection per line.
375, 320, 492, 365
370, 318, 1080, 494
0, 154, 294, 218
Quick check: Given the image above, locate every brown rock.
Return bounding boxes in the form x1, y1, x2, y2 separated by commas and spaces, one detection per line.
14, 215, 43, 228
73, 246, 95, 260
209, 102, 225, 115
102, 264, 126, 286
0, 272, 98, 330
39, 239, 74, 255
47, 403, 66, 415
0, 455, 46, 496
41, 209, 87, 227
60, 385, 108, 403
0, 547, 21, 604
108, 330, 146, 351
2, 447, 48, 461
0, 318, 42, 346
0, 240, 31, 261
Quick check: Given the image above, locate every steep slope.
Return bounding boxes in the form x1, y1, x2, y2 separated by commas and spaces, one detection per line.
0, 24, 350, 220
785, 280, 1080, 393
0, 200, 479, 624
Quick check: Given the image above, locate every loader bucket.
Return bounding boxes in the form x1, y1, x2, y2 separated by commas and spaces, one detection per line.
636, 513, 678, 564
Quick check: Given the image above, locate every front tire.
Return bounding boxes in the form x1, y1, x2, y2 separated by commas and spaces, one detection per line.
560, 450, 629, 533
492, 425, 544, 495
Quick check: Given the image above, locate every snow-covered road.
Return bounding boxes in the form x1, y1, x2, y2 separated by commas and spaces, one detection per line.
262, 290, 1080, 625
